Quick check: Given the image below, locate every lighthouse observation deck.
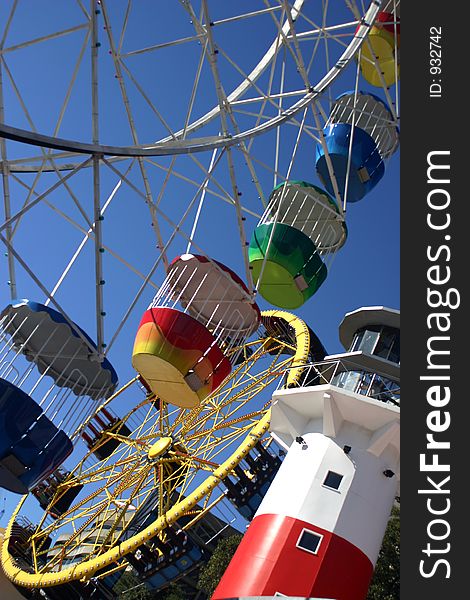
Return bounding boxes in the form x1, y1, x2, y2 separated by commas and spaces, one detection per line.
285, 356, 400, 407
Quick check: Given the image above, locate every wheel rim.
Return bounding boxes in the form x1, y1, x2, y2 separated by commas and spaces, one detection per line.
1, 310, 311, 588
0, 1, 382, 156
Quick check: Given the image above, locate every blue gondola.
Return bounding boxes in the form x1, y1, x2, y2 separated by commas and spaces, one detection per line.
0, 300, 118, 495
0, 379, 72, 494
316, 123, 384, 202
316, 91, 399, 203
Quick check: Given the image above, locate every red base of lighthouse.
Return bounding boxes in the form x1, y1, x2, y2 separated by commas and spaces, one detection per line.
212, 513, 373, 600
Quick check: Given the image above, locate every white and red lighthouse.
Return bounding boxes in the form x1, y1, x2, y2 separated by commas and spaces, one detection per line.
213, 306, 400, 600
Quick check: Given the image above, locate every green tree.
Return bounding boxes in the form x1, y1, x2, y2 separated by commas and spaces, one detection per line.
367, 504, 400, 600
114, 571, 152, 599
156, 583, 186, 600
197, 534, 243, 598
114, 571, 186, 600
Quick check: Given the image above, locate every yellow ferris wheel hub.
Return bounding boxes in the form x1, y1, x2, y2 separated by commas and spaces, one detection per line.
148, 436, 172, 460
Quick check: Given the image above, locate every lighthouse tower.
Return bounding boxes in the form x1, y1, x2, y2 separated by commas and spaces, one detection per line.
213, 306, 400, 600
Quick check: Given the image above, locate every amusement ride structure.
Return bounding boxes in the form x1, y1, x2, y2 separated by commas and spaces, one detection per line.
0, 2, 399, 599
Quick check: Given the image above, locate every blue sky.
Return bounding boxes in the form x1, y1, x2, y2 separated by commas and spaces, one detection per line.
0, 1, 399, 533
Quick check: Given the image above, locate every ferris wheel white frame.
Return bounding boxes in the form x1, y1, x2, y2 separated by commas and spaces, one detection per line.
0, 0, 398, 378
0, 1, 386, 156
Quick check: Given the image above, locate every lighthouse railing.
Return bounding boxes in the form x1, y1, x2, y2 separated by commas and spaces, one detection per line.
277, 359, 400, 406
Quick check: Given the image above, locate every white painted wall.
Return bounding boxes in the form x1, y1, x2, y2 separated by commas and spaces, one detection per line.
257, 430, 398, 564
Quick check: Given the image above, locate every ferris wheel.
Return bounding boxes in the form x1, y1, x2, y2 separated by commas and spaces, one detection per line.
0, 0, 400, 594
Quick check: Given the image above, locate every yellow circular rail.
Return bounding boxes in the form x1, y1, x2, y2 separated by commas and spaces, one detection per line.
1, 310, 311, 588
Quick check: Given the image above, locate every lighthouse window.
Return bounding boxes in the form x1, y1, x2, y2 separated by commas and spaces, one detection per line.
375, 326, 401, 363
351, 325, 401, 363
296, 529, 323, 555
323, 470, 343, 490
